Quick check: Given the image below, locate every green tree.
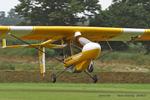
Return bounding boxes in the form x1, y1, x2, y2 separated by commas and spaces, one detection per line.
90, 0, 150, 28
0, 9, 23, 25
7, 9, 23, 25
15, 0, 101, 25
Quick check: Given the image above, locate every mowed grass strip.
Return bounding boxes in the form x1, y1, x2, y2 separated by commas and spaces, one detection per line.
0, 83, 150, 100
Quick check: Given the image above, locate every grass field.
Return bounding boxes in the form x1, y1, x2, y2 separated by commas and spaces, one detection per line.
0, 83, 150, 100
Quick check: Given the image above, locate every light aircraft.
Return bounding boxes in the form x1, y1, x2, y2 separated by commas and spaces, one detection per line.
0, 26, 150, 83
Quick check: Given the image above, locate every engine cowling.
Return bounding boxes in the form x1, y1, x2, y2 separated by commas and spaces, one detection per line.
82, 42, 101, 59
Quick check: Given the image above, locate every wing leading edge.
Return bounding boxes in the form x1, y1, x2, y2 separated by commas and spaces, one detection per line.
0, 26, 150, 41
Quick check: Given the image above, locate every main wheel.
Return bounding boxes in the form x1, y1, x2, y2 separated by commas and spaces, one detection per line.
51, 73, 56, 83
93, 75, 98, 83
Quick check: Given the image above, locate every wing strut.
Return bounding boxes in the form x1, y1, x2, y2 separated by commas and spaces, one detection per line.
2, 39, 7, 48
5, 34, 67, 78
106, 41, 113, 51
38, 46, 45, 77
8, 34, 65, 62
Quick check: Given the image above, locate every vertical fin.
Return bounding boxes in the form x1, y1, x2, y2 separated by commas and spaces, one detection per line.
38, 46, 46, 78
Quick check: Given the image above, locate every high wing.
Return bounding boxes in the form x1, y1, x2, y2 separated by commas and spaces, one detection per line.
0, 26, 150, 41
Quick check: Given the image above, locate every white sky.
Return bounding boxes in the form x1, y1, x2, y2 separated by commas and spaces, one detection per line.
99, 0, 112, 10
0, 0, 112, 13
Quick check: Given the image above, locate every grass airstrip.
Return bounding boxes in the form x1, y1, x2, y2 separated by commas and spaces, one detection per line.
0, 83, 150, 100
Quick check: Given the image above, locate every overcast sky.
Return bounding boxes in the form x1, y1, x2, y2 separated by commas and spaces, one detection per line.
0, 0, 112, 13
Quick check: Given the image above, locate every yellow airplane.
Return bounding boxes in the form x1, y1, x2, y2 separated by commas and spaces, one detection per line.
0, 26, 150, 83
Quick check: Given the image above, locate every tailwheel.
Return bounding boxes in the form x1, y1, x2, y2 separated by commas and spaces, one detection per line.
51, 73, 56, 83
92, 75, 98, 83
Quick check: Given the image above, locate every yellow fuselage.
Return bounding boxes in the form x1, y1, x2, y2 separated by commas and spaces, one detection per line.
64, 48, 101, 72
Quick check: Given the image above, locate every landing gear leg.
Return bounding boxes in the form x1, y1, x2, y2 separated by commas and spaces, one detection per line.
51, 73, 56, 83
84, 71, 98, 83
87, 64, 94, 73
51, 68, 69, 83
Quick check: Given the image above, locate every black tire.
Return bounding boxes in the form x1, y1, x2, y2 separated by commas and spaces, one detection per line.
51, 73, 56, 83
93, 75, 98, 83
87, 64, 94, 73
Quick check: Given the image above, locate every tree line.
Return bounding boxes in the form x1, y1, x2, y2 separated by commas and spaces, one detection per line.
0, 0, 150, 53
0, 9, 23, 25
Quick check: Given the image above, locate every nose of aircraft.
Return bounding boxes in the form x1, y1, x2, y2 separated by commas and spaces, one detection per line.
82, 42, 101, 52
82, 42, 101, 59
